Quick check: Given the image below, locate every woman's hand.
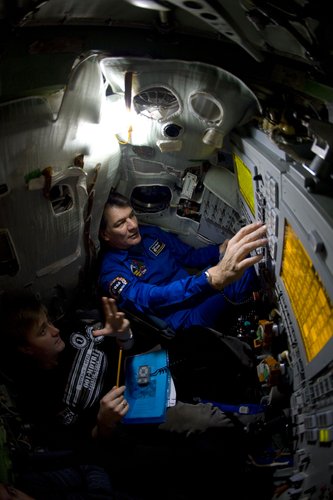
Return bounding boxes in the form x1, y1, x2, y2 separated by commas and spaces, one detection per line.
92, 297, 130, 337
93, 385, 129, 438
0, 483, 34, 500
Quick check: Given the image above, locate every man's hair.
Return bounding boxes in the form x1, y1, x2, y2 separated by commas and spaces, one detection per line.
99, 190, 131, 234
0, 291, 46, 349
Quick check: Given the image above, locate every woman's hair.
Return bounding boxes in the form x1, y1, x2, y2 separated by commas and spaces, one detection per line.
0, 291, 46, 349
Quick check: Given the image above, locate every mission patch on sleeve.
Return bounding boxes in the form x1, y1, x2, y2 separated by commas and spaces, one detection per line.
109, 276, 128, 298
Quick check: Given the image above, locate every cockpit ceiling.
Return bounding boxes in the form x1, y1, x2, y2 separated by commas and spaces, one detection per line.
0, 0, 332, 74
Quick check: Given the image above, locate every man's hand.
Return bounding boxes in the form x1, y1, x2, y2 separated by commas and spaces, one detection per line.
93, 297, 130, 337
208, 221, 267, 290
218, 239, 229, 257
92, 385, 129, 438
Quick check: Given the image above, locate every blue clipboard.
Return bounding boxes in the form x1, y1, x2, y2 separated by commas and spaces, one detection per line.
122, 349, 169, 424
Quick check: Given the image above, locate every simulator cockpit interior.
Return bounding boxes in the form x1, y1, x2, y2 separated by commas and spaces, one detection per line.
0, 1, 332, 499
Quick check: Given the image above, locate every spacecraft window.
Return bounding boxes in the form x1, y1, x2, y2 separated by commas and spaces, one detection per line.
130, 186, 172, 213
189, 92, 223, 124
49, 184, 74, 215
133, 87, 180, 121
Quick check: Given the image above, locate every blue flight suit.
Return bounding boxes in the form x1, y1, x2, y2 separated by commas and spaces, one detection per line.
99, 225, 258, 331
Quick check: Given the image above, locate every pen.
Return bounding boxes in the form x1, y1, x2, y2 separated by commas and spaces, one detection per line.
116, 348, 123, 387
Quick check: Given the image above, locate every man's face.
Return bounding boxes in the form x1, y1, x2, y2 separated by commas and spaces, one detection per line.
21, 310, 65, 368
101, 205, 142, 250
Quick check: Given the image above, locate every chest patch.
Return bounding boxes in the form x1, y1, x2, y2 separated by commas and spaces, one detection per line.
109, 276, 128, 297
70, 332, 88, 349
149, 239, 165, 256
130, 259, 147, 277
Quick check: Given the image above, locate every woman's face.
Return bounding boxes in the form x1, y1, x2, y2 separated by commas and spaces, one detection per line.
21, 309, 65, 368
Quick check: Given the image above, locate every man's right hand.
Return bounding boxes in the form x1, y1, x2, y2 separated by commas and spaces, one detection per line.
208, 221, 267, 290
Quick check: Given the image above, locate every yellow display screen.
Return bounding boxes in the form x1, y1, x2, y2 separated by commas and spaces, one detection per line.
233, 153, 255, 216
280, 222, 333, 363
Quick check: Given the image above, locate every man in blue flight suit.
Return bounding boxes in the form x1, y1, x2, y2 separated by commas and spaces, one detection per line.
98, 191, 267, 333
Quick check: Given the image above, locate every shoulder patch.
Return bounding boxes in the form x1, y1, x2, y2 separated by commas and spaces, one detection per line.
109, 276, 128, 298
149, 239, 165, 256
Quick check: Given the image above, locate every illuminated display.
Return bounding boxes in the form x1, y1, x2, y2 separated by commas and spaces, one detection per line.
280, 222, 333, 363
233, 154, 255, 215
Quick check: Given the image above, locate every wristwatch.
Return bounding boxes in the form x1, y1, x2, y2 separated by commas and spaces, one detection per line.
204, 270, 213, 286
